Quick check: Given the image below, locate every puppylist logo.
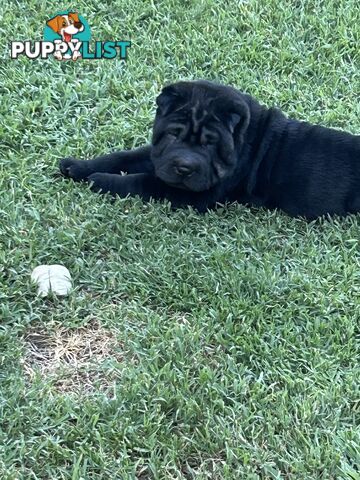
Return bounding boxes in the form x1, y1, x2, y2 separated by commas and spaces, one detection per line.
10, 10, 131, 61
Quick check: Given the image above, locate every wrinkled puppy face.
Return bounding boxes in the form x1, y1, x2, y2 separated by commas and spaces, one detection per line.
151, 81, 250, 192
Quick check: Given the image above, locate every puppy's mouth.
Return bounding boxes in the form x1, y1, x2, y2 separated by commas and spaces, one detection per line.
156, 174, 191, 190
156, 171, 208, 192
165, 181, 191, 190
63, 32, 72, 42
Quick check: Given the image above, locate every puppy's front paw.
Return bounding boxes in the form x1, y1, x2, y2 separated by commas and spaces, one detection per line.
59, 158, 94, 181
72, 51, 82, 61
88, 173, 113, 194
54, 51, 63, 61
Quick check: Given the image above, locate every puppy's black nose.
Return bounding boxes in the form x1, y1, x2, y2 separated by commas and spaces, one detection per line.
176, 165, 192, 175
74, 22, 82, 28
174, 163, 194, 176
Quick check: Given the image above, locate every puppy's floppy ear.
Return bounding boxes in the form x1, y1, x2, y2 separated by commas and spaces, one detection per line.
227, 100, 250, 137
156, 83, 189, 116
213, 94, 250, 138
69, 12, 80, 22
46, 15, 62, 34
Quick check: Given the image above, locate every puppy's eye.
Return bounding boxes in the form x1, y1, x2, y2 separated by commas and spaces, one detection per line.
167, 128, 182, 137
62, 21, 67, 27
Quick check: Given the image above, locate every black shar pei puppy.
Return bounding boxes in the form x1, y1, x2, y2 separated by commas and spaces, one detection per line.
60, 80, 360, 218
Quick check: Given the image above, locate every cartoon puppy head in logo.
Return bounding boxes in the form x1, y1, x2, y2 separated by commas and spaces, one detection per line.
46, 12, 84, 42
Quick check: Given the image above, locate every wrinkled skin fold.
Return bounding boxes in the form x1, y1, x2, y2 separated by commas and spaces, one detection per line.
59, 80, 360, 218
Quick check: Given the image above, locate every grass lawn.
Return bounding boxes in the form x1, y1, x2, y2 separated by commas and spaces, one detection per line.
1, 0, 359, 478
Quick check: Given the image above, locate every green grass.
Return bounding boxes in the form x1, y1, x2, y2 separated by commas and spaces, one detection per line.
1, 0, 359, 478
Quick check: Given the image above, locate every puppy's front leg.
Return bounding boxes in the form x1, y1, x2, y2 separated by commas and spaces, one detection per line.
88, 173, 215, 212
71, 39, 81, 61
59, 145, 153, 181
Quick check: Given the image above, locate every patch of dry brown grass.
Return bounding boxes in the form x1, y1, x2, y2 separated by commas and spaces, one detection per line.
23, 321, 125, 395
